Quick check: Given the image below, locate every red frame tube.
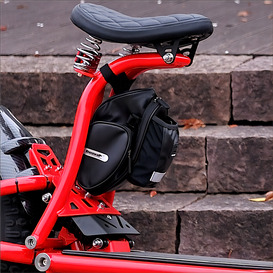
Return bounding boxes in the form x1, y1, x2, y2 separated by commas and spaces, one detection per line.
30, 53, 191, 248
0, 175, 49, 196
44, 252, 273, 273
0, 242, 34, 264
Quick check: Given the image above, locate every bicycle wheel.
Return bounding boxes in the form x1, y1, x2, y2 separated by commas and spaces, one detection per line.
1, 193, 38, 273
0, 106, 41, 272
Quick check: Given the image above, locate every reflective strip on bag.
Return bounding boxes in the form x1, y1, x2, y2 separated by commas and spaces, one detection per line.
150, 171, 166, 182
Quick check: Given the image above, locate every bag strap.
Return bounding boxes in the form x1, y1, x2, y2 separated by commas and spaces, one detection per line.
132, 97, 167, 162
100, 64, 135, 94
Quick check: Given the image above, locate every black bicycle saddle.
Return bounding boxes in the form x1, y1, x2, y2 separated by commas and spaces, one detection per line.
71, 3, 213, 47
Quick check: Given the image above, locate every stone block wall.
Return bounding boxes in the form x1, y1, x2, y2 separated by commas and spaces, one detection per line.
1, 55, 272, 125
232, 57, 273, 122
207, 127, 273, 193
1, 55, 273, 261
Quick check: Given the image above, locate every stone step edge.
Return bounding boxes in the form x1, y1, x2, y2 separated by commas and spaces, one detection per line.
113, 192, 272, 212
25, 125, 273, 138
1, 55, 272, 74
113, 192, 273, 260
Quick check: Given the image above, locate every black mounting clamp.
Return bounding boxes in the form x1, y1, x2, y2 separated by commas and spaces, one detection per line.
154, 38, 200, 67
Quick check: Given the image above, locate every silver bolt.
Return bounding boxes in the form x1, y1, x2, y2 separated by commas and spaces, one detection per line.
25, 236, 37, 249
98, 202, 106, 210
163, 53, 174, 64
42, 258, 47, 266
44, 165, 52, 171
42, 193, 52, 203
55, 165, 63, 171
35, 253, 51, 271
93, 238, 104, 249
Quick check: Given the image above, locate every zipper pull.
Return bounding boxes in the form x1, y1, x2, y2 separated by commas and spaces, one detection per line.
128, 150, 132, 173
153, 96, 170, 109
157, 97, 170, 109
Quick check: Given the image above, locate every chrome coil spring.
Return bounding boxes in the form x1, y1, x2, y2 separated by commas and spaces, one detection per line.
74, 36, 102, 72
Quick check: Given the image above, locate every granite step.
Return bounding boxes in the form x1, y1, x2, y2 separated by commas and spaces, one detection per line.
113, 192, 273, 261
25, 125, 273, 194
1, 55, 272, 125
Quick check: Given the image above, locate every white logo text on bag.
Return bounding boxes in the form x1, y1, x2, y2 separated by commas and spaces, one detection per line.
84, 148, 109, 162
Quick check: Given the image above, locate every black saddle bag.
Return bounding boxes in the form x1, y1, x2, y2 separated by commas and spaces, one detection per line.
77, 88, 179, 195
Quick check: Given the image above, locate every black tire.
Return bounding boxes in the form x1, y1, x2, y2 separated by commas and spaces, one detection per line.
0, 106, 60, 272
1, 194, 38, 273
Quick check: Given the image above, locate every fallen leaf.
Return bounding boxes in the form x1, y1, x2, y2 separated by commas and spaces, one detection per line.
264, 0, 272, 4
150, 190, 157, 197
249, 191, 273, 202
178, 118, 205, 129
0, 25, 7, 31
268, 14, 273, 19
240, 18, 248, 22
237, 10, 250, 17
229, 124, 238, 128
265, 191, 273, 201
249, 197, 266, 202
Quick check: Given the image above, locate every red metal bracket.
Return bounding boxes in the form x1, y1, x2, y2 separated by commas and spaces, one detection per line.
29, 143, 63, 185
58, 184, 120, 217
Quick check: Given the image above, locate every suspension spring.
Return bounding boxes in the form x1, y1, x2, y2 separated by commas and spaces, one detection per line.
74, 35, 102, 77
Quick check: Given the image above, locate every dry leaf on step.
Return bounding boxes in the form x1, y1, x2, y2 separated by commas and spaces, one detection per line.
240, 18, 248, 22
265, 191, 273, 201
178, 118, 205, 129
249, 197, 266, 202
150, 190, 157, 197
237, 10, 250, 17
249, 191, 273, 202
0, 25, 7, 31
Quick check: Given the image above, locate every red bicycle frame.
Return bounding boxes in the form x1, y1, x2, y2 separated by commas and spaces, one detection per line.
1, 53, 272, 273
